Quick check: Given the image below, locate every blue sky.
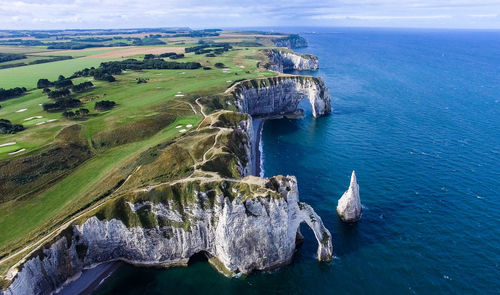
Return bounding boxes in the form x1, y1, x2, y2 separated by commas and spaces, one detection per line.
1, 0, 500, 30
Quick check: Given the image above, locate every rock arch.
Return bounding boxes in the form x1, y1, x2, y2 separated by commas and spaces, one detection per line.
229, 76, 331, 118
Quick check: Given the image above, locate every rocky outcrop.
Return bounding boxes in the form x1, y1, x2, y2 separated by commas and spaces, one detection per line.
230, 76, 331, 118
337, 171, 362, 222
1, 176, 333, 295
272, 34, 308, 49
263, 49, 318, 72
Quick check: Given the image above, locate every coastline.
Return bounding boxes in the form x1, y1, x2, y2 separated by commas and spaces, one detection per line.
56, 262, 122, 295
251, 117, 265, 177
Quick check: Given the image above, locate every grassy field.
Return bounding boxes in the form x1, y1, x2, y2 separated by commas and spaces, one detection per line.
0, 57, 123, 89
0, 44, 277, 266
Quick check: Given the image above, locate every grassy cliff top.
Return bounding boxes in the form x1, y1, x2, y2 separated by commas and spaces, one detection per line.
0, 29, 305, 280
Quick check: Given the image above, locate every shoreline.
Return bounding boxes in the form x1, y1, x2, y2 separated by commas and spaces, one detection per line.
56, 262, 122, 295
251, 117, 265, 177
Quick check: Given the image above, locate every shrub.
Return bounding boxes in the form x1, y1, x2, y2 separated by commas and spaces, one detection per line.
0, 87, 27, 101
48, 88, 71, 99
71, 81, 94, 92
95, 100, 116, 111
0, 119, 25, 134
42, 98, 81, 112
37, 78, 53, 89
214, 63, 226, 68
54, 79, 73, 89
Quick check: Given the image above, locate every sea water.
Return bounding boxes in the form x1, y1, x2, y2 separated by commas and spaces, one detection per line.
95, 28, 500, 294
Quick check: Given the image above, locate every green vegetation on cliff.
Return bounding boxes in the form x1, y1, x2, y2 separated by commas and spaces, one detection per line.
0, 29, 300, 280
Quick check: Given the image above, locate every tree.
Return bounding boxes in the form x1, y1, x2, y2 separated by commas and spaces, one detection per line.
37, 78, 53, 89
62, 110, 75, 119
95, 100, 116, 111
79, 108, 89, 116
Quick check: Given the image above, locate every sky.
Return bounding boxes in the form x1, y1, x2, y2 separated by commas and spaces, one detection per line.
1, 0, 500, 30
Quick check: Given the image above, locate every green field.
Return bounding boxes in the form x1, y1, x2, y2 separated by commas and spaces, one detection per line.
0, 45, 277, 263
0, 26, 297, 281
0, 57, 119, 89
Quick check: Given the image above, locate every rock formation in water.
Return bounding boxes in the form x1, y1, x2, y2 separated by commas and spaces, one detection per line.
272, 34, 308, 49
263, 49, 319, 72
337, 171, 362, 223
1, 176, 333, 295
229, 76, 331, 118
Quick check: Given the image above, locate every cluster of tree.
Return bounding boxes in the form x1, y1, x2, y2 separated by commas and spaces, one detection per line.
214, 63, 226, 68
0, 56, 72, 70
0, 119, 25, 134
185, 43, 232, 55
0, 53, 27, 63
0, 40, 44, 46
47, 88, 71, 99
42, 98, 81, 112
71, 67, 116, 82
62, 108, 89, 119
72, 81, 94, 92
0, 87, 27, 101
37, 75, 74, 90
172, 30, 219, 38
132, 37, 166, 46
46, 42, 106, 50
73, 59, 201, 77
75, 37, 113, 42
93, 69, 116, 82
95, 100, 116, 111
145, 52, 185, 60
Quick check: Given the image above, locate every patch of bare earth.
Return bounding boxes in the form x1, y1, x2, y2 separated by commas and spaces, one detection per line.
82, 46, 186, 58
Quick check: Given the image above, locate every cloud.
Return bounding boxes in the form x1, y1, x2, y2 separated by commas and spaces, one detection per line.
310, 14, 453, 20
0, 0, 499, 29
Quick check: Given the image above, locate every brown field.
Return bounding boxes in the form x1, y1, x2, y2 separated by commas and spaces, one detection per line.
85, 46, 186, 58
31, 46, 186, 58
32, 46, 129, 55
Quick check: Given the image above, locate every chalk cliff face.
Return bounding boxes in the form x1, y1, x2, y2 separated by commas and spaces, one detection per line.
337, 171, 362, 223
272, 34, 308, 49
264, 49, 319, 72
2, 176, 333, 295
230, 76, 331, 118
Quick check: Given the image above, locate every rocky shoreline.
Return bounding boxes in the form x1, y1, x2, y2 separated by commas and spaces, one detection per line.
1, 41, 333, 295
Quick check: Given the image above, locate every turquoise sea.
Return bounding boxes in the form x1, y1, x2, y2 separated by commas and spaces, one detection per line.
95, 28, 500, 294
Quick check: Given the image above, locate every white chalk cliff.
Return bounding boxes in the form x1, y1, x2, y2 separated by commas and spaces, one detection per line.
1, 176, 333, 295
337, 171, 362, 223
1, 44, 335, 295
230, 76, 331, 118
264, 49, 319, 72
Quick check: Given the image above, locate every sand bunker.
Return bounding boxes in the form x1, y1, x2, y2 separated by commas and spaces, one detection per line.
47, 119, 58, 123
16, 108, 27, 113
186, 124, 193, 128
179, 129, 187, 133
35, 122, 46, 126
8, 148, 26, 155
0, 142, 16, 148
176, 125, 182, 129
175, 94, 185, 97
24, 116, 43, 121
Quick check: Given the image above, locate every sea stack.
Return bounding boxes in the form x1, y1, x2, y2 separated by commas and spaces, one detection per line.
337, 171, 362, 222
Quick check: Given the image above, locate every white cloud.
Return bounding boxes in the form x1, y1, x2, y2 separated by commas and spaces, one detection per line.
0, 0, 499, 29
